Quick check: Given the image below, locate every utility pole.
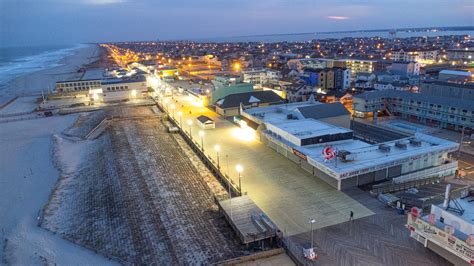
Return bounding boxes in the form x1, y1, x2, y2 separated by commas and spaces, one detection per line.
457, 126, 465, 159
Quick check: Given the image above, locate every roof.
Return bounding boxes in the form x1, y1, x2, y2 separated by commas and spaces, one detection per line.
354, 89, 474, 111
196, 115, 213, 123
215, 91, 284, 109
297, 102, 350, 120
421, 80, 474, 89
439, 70, 472, 77
102, 75, 146, 85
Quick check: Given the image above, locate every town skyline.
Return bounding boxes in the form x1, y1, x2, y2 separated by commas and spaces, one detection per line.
1, 0, 473, 47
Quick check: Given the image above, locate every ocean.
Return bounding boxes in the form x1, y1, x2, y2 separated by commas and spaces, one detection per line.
0, 44, 88, 89
199, 30, 474, 43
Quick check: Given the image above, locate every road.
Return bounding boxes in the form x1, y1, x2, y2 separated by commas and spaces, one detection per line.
452, 151, 474, 184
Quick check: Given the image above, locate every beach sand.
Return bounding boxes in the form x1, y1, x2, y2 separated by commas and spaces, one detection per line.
0, 44, 105, 102
0, 44, 118, 264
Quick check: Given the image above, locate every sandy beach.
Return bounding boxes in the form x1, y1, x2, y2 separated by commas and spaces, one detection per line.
0, 44, 104, 103
0, 44, 118, 265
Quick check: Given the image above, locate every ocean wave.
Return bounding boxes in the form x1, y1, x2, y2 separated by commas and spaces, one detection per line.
0, 43, 91, 87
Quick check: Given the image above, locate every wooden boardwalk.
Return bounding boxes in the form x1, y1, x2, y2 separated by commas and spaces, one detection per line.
287, 188, 451, 266
219, 196, 278, 245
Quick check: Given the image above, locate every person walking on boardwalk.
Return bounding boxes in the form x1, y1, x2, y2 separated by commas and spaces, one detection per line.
350, 211, 354, 221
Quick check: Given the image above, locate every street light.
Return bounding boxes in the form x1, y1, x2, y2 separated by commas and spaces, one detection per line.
309, 218, 316, 250
236, 164, 243, 194
187, 119, 193, 138
170, 104, 176, 119
199, 130, 205, 151
177, 111, 183, 126
214, 144, 221, 169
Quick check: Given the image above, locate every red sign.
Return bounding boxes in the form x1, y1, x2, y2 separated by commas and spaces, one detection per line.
292, 148, 307, 161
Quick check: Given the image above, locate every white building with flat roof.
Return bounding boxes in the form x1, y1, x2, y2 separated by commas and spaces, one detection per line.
242, 100, 459, 190
407, 195, 474, 265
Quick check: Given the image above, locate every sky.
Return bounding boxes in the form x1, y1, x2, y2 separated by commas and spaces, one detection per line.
0, 0, 473, 47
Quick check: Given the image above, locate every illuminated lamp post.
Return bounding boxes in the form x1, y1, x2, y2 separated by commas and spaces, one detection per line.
177, 111, 183, 126
199, 130, 205, 151
309, 218, 316, 250
235, 164, 243, 195
170, 104, 176, 119
214, 144, 221, 169
187, 119, 193, 138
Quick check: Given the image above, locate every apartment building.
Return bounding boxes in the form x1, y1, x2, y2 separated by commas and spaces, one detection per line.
353, 89, 474, 131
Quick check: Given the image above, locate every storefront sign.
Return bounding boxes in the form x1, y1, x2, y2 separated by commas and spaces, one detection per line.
292, 148, 307, 161
407, 213, 474, 263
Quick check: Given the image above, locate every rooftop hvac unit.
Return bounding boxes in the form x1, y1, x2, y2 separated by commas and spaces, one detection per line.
338, 150, 356, 162
395, 141, 407, 149
379, 144, 391, 152
409, 138, 422, 146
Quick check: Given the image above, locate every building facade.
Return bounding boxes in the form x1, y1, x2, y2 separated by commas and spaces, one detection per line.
242, 100, 458, 190
353, 89, 474, 131
420, 80, 474, 101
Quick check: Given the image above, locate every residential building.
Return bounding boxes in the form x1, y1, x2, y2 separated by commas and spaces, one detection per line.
335, 59, 377, 80
446, 48, 474, 62
211, 75, 254, 104
242, 68, 282, 86
302, 67, 351, 90
353, 89, 474, 131
391, 48, 439, 64
287, 58, 334, 72
438, 70, 472, 82
420, 80, 474, 101
390, 61, 420, 77
215, 90, 284, 117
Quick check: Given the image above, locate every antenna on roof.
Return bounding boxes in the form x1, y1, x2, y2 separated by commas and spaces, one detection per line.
443, 184, 465, 215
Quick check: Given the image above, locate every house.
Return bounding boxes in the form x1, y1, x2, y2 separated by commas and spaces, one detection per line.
196, 115, 215, 129
215, 91, 285, 117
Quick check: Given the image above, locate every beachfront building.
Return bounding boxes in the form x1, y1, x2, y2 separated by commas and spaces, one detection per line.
99, 75, 148, 102
55, 68, 103, 93
406, 195, 474, 265
210, 75, 253, 104
353, 89, 474, 131
241, 99, 458, 190
54, 68, 148, 103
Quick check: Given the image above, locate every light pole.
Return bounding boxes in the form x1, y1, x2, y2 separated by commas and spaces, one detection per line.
236, 164, 243, 195
177, 111, 183, 126
199, 130, 205, 151
164, 98, 169, 112
214, 144, 221, 169
309, 218, 316, 250
170, 104, 176, 120
187, 119, 193, 138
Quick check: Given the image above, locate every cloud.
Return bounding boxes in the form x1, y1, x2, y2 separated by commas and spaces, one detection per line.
83, 0, 125, 5
327, 16, 349, 20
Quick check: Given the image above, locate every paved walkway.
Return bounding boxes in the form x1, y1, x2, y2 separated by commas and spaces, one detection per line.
159, 94, 373, 236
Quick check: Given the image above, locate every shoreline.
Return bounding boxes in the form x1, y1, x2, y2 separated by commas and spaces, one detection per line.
0, 44, 106, 103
